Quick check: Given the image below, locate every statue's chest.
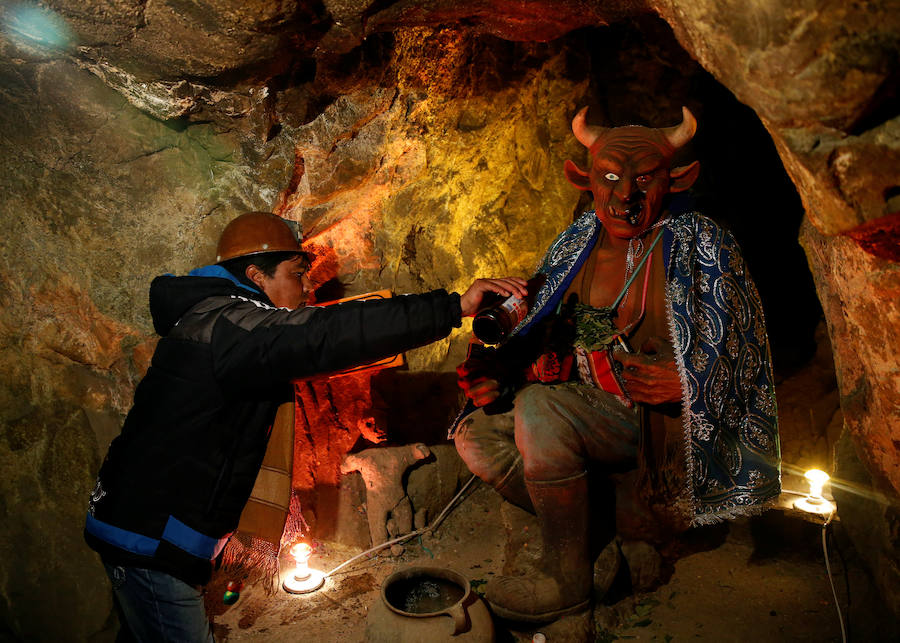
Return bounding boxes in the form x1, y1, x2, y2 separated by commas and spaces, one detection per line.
583, 253, 629, 307
566, 245, 629, 305
564, 239, 667, 336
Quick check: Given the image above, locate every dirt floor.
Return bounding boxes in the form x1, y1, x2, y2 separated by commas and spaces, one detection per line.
205, 327, 897, 642
206, 479, 893, 642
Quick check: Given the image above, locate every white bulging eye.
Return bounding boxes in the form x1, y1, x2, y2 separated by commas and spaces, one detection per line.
604, 172, 620, 181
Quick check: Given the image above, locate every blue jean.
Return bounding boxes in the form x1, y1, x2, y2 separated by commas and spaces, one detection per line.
104, 563, 215, 643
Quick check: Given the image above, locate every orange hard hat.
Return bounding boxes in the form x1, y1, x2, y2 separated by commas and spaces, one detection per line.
215, 212, 302, 263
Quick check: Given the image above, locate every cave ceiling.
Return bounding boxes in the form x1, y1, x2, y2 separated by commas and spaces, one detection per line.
4, 1, 891, 229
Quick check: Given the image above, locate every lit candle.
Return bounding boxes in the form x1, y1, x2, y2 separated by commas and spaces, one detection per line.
805, 469, 829, 502
290, 542, 313, 582
283, 540, 325, 594
792, 468, 835, 516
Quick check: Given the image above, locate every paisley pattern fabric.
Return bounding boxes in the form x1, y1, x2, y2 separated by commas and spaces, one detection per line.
509, 210, 781, 524
513, 211, 601, 336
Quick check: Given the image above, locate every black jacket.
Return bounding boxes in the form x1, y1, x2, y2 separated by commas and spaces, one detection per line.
85, 270, 461, 585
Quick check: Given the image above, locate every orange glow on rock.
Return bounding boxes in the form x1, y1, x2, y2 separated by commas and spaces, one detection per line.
304, 216, 382, 278
843, 212, 900, 261
300, 240, 339, 300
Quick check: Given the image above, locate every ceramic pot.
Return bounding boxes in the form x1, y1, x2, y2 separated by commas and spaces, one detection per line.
365, 566, 494, 642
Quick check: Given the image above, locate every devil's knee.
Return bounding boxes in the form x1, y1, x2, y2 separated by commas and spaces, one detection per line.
513, 385, 577, 445
453, 417, 485, 472
454, 411, 519, 487
513, 385, 585, 478
514, 385, 557, 425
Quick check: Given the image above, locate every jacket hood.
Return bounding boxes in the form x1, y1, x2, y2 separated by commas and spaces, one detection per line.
149, 266, 270, 336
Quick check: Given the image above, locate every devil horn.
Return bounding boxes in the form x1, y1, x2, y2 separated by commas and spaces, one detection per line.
662, 106, 697, 149
572, 106, 606, 149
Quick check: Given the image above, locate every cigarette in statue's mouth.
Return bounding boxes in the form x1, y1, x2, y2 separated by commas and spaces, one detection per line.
610, 205, 643, 225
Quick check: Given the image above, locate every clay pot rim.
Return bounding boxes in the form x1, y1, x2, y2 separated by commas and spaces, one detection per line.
380, 565, 472, 618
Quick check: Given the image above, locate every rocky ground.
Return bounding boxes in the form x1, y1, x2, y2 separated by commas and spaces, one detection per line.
197, 327, 896, 643
201, 480, 891, 643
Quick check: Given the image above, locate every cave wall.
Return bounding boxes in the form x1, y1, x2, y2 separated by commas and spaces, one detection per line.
0, 55, 298, 642
275, 28, 588, 370
650, 1, 900, 614
0, 1, 897, 639
654, 0, 900, 496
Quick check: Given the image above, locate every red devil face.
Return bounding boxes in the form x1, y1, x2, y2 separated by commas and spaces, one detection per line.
564, 107, 700, 240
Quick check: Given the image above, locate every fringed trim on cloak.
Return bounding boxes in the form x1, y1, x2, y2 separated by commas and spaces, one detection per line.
220, 494, 312, 596
282, 493, 310, 547
513, 212, 599, 337
221, 534, 281, 595
689, 497, 777, 527
663, 247, 701, 521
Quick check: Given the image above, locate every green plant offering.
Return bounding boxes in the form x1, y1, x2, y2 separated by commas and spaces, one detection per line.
573, 303, 620, 350
469, 579, 487, 597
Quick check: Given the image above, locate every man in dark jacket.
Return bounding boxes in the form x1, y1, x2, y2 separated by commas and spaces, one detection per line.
85, 211, 526, 641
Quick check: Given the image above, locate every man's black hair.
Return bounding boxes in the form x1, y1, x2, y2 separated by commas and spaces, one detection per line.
219, 251, 307, 291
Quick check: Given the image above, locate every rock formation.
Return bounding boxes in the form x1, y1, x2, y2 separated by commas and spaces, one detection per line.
0, 1, 897, 638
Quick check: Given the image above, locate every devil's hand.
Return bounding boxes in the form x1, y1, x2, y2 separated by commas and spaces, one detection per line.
456, 354, 503, 408
616, 336, 681, 406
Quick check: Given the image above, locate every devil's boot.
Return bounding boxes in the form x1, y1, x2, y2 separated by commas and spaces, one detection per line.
486, 471, 591, 622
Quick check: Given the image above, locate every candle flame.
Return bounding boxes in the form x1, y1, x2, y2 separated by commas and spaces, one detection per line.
290, 541, 312, 564
804, 469, 829, 499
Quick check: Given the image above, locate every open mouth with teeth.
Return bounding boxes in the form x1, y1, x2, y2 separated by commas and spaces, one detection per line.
610, 205, 644, 226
